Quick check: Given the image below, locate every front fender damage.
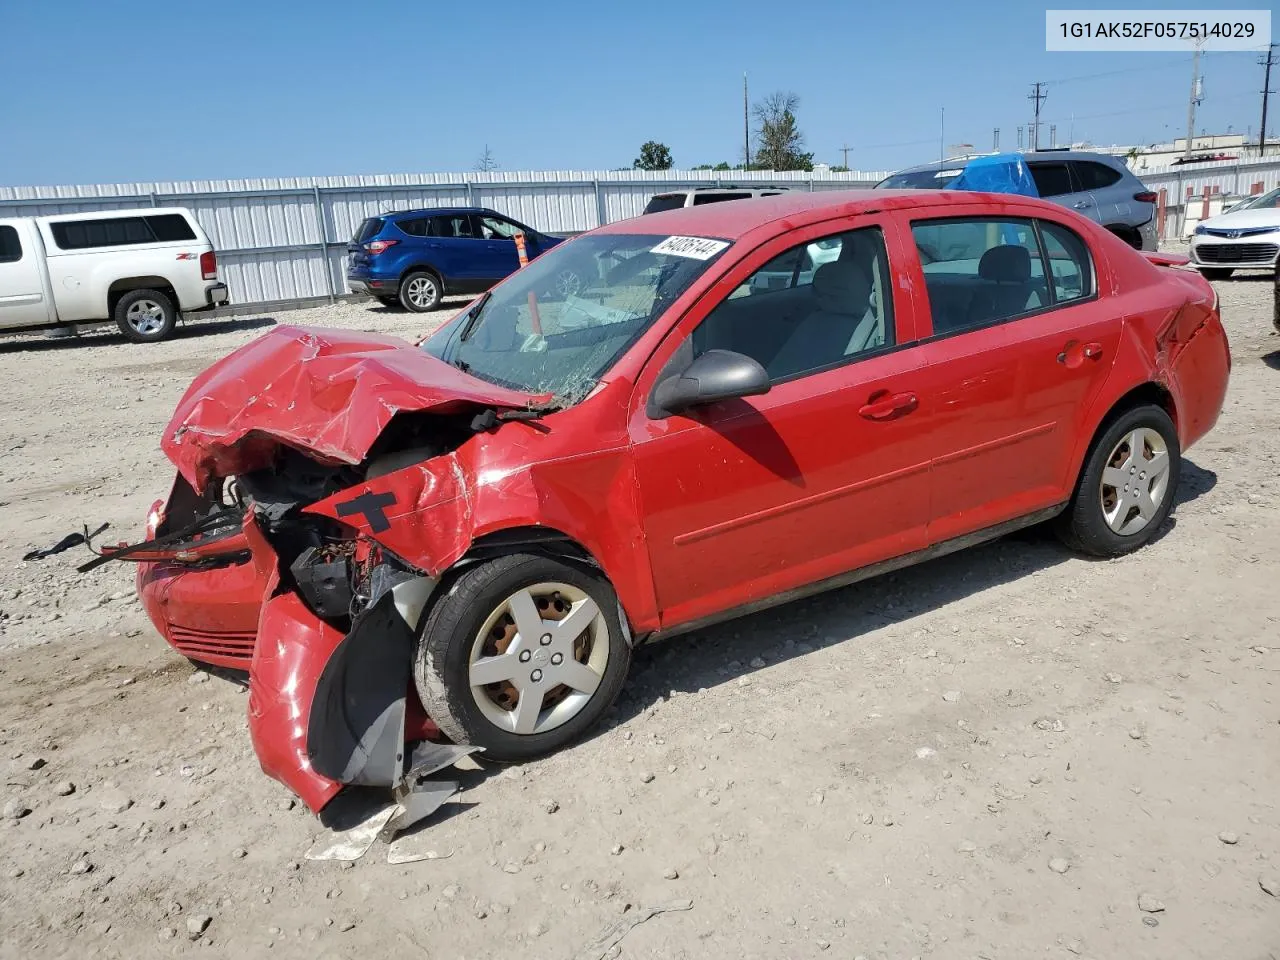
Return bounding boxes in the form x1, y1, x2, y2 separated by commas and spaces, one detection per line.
242, 510, 477, 838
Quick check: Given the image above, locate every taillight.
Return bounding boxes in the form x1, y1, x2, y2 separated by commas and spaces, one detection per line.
366, 239, 398, 255
1133, 191, 1158, 204
199, 251, 217, 280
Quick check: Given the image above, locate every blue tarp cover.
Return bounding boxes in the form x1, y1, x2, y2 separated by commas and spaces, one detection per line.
946, 153, 1040, 197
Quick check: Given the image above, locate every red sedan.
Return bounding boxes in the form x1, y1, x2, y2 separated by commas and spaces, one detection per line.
124, 190, 1229, 813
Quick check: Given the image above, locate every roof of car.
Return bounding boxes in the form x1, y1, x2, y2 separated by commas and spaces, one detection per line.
890, 151, 1127, 177
595, 189, 1058, 241
381, 206, 498, 218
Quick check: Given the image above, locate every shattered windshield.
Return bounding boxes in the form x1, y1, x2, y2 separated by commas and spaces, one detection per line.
423, 233, 730, 404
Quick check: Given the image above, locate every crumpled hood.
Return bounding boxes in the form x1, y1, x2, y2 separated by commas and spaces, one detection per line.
162, 324, 535, 491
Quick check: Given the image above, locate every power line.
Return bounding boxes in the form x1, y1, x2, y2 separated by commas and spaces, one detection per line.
840, 143, 852, 167
1045, 54, 1197, 87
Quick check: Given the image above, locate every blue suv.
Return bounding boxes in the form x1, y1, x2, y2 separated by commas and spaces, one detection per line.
347, 207, 566, 312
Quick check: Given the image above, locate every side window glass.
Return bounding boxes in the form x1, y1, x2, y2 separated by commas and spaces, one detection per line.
0, 225, 21, 263
692, 192, 751, 205
1028, 163, 1074, 197
1071, 161, 1122, 190
478, 216, 519, 240
397, 218, 428, 237
692, 227, 894, 382
1039, 220, 1094, 303
430, 216, 475, 239
911, 218, 1046, 335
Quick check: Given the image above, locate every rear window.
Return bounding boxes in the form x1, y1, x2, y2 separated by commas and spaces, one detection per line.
49, 214, 197, 251
355, 218, 384, 243
0, 225, 20, 263
642, 194, 688, 214
395, 218, 429, 237
876, 168, 964, 189
1027, 163, 1074, 197
692, 192, 751, 205
1070, 160, 1123, 190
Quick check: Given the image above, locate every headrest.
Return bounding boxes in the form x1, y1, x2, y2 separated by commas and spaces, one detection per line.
812, 260, 871, 312
978, 244, 1031, 283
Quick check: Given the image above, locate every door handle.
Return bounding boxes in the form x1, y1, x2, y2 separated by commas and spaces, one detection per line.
858, 390, 918, 421
1056, 340, 1104, 365
1072, 200, 1090, 209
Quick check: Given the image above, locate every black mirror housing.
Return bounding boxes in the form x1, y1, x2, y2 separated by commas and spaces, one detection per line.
652, 349, 770, 416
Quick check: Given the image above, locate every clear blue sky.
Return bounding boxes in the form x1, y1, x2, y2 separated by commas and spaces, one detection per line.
0, 0, 1272, 186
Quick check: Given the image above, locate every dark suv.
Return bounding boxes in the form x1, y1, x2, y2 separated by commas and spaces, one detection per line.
877, 150, 1158, 251
347, 207, 565, 312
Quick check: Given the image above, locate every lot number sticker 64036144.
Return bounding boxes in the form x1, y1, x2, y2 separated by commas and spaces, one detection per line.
651, 236, 731, 260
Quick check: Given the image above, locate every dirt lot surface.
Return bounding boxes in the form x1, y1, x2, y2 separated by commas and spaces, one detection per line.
1, 277, 1278, 960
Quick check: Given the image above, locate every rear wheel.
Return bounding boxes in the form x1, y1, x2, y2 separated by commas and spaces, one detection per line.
413, 554, 630, 761
115, 289, 177, 343
1197, 267, 1234, 281
1055, 404, 1180, 557
399, 271, 442, 312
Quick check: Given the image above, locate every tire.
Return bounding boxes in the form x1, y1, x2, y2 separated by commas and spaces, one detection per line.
1055, 404, 1181, 557
414, 553, 631, 761
1197, 267, 1234, 281
115, 289, 177, 343
375, 295, 399, 308
398, 270, 443, 312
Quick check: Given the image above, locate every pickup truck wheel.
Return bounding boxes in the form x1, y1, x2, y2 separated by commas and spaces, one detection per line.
115, 289, 177, 343
413, 553, 631, 762
399, 271, 442, 312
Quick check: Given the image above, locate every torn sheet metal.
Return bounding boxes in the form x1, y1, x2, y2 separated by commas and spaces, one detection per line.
159, 324, 537, 493
304, 792, 399, 862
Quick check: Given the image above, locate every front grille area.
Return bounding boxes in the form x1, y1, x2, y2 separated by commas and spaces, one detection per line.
169, 625, 256, 667
1195, 242, 1279, 265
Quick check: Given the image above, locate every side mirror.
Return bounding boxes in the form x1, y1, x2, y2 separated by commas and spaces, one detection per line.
652, 349, 770, 415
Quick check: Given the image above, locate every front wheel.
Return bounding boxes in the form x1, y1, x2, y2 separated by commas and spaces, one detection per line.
1055, 404, 1181, 557
414, 554, 630, 761
1197, 267, 1234, 281
115, 289, 177, 343
399, 271, 442, 312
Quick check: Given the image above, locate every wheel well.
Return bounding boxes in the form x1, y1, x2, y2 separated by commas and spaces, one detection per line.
460, 527, 599, 570
1105, 225, 1141, 249
400, 264, 442, 285
107, 277, 178, 316
1087, 383, 1178, 463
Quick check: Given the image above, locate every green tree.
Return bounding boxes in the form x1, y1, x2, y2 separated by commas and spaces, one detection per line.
752, 92, 814, 171
633, 141, 674, 171
830, 165, 851, 173
691, 163, 715, 170
713, 161, 733, 171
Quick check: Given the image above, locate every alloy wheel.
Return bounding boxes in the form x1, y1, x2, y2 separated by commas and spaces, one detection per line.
1099, 427, 1171, 536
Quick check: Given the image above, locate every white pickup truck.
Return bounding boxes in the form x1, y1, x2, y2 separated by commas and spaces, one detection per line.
0, 207, 229, 343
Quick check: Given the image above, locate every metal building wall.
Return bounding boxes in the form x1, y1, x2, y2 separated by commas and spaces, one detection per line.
2, 160, 1279, 308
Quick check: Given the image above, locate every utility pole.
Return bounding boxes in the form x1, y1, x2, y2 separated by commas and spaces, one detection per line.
1261, 44, 1277, 156
993, 128, 1000, 151
840, 143, 852, 168
1185, 41, 1204, 160
1027, 82, 1047, 151
743, 73, 750, 169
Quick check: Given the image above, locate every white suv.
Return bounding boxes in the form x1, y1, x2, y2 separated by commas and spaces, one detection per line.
641, 184, 794, 214
0, 207, 229, 343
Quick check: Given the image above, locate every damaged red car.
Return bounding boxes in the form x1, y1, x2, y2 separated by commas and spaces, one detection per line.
111, 190, 1229, 815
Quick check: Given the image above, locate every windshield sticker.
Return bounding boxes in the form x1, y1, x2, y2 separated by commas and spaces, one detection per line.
650, 236, 730, 260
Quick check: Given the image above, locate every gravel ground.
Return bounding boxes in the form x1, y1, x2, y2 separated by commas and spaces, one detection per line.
0, 276, 1278, 960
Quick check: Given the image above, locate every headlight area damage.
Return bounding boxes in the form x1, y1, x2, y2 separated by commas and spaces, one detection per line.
85, 325, 558, 830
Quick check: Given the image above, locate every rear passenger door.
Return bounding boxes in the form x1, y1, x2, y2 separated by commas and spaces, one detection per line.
906, 211, 1121, 543
425, 214, 486, 290
1028, 160, 1098, 222
0, 221, 50, 328
1069, 159, 1126, 224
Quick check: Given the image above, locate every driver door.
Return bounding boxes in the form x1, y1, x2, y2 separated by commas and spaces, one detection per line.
474, 214, 523, 282
628, 217, 933, 631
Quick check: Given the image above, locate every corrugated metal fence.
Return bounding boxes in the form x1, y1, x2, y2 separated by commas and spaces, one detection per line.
2, 159, 1279, 309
